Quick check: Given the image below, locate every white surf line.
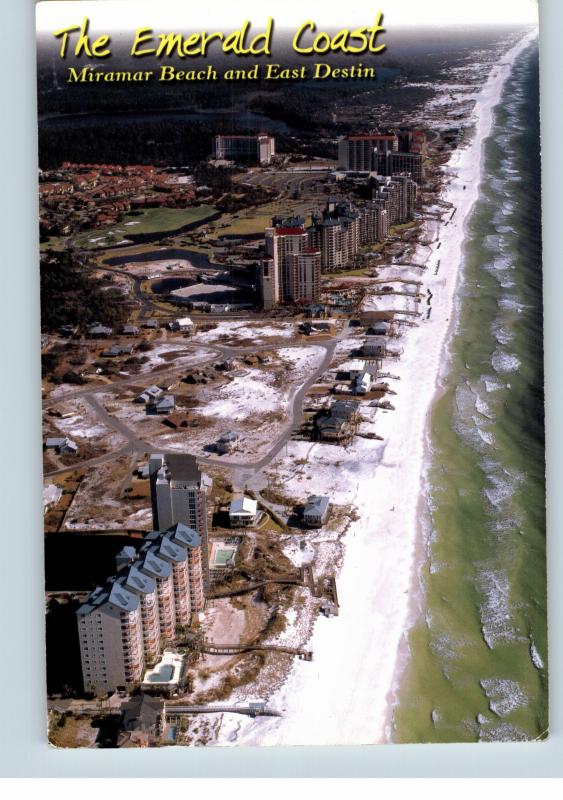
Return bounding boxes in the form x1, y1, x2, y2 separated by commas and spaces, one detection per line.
215, 30, 537, 748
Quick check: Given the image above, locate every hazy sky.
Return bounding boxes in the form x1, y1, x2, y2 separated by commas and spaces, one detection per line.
36, 0, 539, 31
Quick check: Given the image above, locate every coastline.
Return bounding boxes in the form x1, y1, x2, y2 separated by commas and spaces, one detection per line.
213, 29, 538, 748
385, 29, 539, 742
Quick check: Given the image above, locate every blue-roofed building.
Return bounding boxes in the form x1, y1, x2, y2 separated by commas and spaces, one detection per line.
303, 495, 331, 528
76, 457, 211, 695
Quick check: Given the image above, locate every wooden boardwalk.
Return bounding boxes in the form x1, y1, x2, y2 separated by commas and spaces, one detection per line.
166, 704, 281, 718
206, 575, 302, 599
202, 641, 313, 661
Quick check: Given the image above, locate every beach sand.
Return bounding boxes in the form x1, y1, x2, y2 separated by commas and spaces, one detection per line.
215, 30, 537, 747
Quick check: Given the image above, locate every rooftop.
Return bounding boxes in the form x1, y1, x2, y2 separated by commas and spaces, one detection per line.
153, 453, 201, 483
304, 495, 330, 517
229, 496, 258, 516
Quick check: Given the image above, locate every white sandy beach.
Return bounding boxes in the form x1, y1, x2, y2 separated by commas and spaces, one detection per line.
213, 30, 537, 747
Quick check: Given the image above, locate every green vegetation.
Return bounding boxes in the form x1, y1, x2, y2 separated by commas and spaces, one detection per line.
74, 205, 218, 249
210, 197, 305, 238
40, 235, 68, 253
120, 205, 218, 235
328, 267, 372, 277
389, 221, 418, 234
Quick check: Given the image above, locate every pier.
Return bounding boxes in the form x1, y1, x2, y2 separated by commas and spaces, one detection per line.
166, 703, 281, 718
202, 640, 313, 661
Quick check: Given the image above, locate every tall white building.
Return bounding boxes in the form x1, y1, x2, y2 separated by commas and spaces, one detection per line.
77, 579, 145, 694
77, 452, 211, 694
77, 522, 206, 694
212, 134, 275, 164
260, 219, 321, 309
338, 133, 398, 171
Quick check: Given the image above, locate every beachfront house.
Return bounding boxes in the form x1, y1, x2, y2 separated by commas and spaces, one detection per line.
229, 496, 258, 527
363, 336, 387, 358
316, 399, 360, 443
119, 695, 165, 746
303, 495, 330, 528
344, 360, 366, 380
354, 372, 372, 395
367, 321, 390, 337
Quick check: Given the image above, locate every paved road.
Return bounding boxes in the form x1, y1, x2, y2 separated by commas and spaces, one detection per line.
43, 322, 351, 482
42, 344, 219, 409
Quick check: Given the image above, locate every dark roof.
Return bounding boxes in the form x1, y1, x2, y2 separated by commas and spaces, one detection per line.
346, 134, 397, 141
157, 533, 187, 564
330, 400, 359, 419
304, 495, 330, 518
169, 522, 201, 549
121, 695, 163, 732
161, 453, 201, 482
139, 547, 172, 580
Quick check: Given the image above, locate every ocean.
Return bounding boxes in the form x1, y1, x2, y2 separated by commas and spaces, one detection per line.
393, 40, 547, 743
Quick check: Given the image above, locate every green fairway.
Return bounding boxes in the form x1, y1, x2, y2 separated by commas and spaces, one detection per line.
74, 205, 218, 249
119, 205, 218, 234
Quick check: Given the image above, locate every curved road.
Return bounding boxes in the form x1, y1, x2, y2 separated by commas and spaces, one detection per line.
43, 325, 348, 480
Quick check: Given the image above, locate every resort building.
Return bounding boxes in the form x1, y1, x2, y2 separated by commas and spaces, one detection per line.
149, 453, 212, 587
76, 522, 206, 693
307, 201, 362, 272
385, 151, 424, 184
397, 129, 428, 155
287, 249, 322, 304
337, 133, 424, 183
76, 579, 145, 694
260, 217, 321, 308
212, 134, 275, 165
338, 133, 398, 172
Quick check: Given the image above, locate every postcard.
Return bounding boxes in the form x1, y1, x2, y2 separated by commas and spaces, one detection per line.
38, 0, 546, 747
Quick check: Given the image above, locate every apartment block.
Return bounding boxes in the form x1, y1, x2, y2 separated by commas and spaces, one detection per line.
260, 217, 321, 308
212, 134, 275, 164
308, 201, 362, 272
360, 201, 388, 245
287, 249, 322, 304
77, 579, 145, 694
77, 522, 205, 694
149, 453, 211, 588
338, 134, 398, 171
397, 129, 428, 155
385, 151, 424, 184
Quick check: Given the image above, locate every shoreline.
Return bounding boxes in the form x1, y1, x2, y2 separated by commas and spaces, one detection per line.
384, 29, 539, 743
212, 30, 538, 748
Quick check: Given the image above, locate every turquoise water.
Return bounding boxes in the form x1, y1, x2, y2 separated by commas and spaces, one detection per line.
147, 664, 175, 683
394, 41, 547, 743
